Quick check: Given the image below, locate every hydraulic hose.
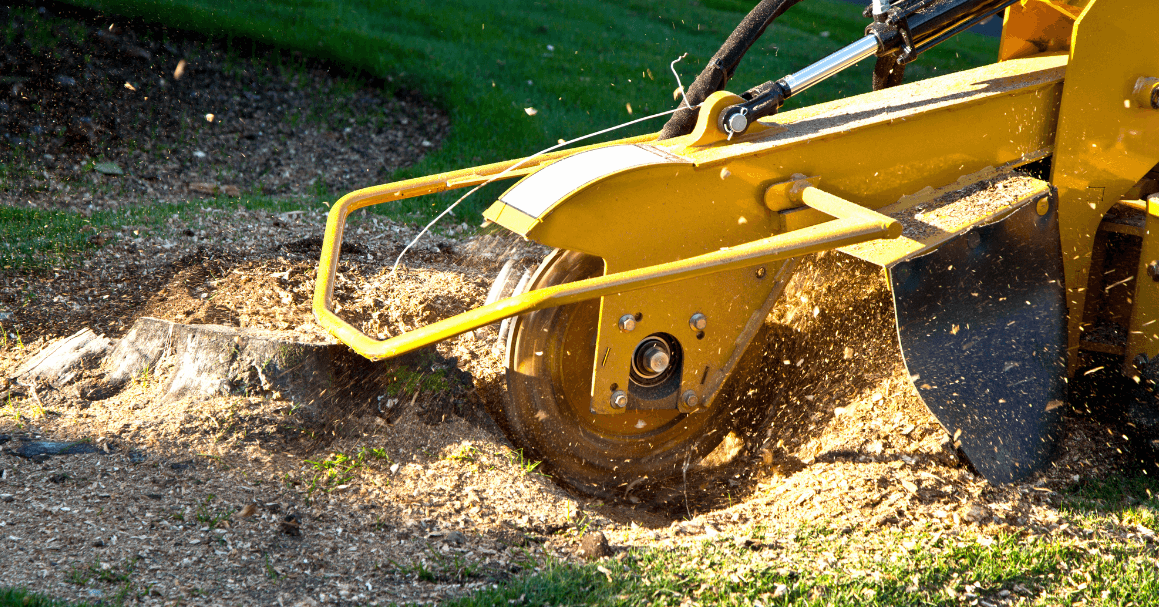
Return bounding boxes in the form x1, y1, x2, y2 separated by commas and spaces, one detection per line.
657, 0, 806, 140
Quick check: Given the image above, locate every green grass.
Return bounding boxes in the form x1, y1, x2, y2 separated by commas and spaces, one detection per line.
0, 587, 90, 607
1062, 473, 1159, 530
302, 446, 391, 500
432, 472, 1159, 606
63, 0, 997, 222
0, 194, 319, 271
438, 521, 1159, 607
192, 493, 235, 529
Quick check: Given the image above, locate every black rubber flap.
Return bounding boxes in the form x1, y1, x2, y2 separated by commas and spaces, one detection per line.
890, 198, 1067, 483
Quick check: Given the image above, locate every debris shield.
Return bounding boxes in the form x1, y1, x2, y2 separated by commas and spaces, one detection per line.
889, 197, 1067, 482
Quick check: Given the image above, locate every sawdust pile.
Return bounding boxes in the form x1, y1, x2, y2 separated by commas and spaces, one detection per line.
678, 249, 1135, 532
126, 235, 1133, 531
123, 230, 550, 436
716, 251, 973, 527
134, 233, 546, 351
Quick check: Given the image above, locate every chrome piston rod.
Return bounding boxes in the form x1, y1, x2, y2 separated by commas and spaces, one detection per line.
781, 35, 879, 96
720, 35, 880, 134
719, 0, 1015, 136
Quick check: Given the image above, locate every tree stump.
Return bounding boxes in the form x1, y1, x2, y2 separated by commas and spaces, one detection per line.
28, 318, 476, 430
16, 328, 111, 388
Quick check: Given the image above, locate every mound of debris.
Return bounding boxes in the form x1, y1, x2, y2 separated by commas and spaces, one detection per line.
670, 251, 1133, 531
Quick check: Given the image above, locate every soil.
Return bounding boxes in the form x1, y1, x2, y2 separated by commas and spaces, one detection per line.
0, 218, 1143, 606
1, 2, 447, 210
0, 5, 1150, 607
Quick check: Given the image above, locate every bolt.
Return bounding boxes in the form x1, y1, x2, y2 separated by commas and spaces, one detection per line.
1148, 260, 1159, 282
682, 391, 700, 408
689, 313, 707, 332
641, 345, 670, 374
1136, 354, 1151, 370
755, 266, 767, 279
618, 314, 636, 332
611, 390, 628, 409
726, 111, 749, 134
1152, 87, 1159, 110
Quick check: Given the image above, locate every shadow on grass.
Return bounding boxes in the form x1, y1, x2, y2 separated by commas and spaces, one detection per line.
1061, 473, 1159, 525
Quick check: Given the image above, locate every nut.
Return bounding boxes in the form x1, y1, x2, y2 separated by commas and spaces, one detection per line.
1132, 77, 1159, 109
642, 346, 670, 374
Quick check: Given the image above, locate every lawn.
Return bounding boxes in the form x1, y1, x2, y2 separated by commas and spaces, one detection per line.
1, 0, 999, 271
57, 0, 998, 220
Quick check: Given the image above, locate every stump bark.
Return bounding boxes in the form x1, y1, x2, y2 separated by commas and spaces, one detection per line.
16, 328, 111, 387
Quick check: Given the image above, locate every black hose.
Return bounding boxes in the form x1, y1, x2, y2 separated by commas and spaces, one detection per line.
657, 0, 807, 140
872, 53, 906, 90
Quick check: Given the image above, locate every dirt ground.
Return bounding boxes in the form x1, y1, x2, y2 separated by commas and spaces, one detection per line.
0, 5, 1152, 607
0, 212, 1144, 606
1, 3, 446, 210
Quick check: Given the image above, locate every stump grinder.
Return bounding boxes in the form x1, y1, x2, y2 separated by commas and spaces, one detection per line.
314, 0, 1159, 497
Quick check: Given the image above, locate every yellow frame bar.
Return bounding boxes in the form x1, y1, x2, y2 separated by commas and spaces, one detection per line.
314, 183, 901, 361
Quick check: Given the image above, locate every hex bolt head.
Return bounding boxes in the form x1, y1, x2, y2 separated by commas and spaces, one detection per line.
682, 391, 700, 408
611, 390, 628, 409
1136, 354, 1151, 370
618, 314, 637, 332
1148, 260, 1159, 282
689, 313, 707, 332
642, 346, 670, 374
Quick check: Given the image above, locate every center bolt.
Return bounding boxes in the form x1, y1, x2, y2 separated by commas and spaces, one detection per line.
641, 345, 670, 374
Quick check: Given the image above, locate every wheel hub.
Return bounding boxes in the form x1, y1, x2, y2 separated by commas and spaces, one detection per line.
631, 336, 673, 383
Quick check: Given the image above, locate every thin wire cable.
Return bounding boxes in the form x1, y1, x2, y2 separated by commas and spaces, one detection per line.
670, 53, 693, 110
388, 57, 700, 276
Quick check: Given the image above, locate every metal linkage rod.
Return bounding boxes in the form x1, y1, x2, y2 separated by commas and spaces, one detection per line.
718, 0, 1020, 138
719, 35, 879, 136
782, 35, 879, 97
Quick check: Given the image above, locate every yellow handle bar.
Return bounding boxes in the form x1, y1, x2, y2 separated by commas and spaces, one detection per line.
313, 170, 901, 361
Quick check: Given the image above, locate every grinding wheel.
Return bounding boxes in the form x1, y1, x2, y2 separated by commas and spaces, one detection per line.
494, 249, 745, 499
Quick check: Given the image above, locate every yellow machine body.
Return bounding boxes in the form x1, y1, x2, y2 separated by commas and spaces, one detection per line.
314, 0, 1159, 485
